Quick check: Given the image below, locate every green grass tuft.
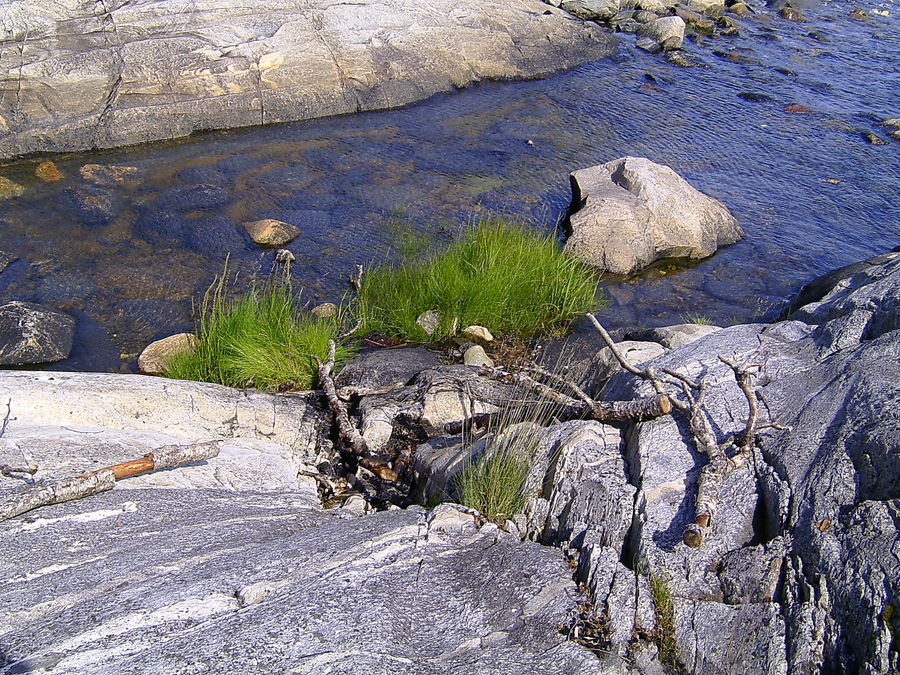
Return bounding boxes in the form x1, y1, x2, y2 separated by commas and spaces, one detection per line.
680, 312, 714, 326
454, 425, 535, 523
164, 270, 354, 392
359, 217, 602, 342
650, 573, 679, 669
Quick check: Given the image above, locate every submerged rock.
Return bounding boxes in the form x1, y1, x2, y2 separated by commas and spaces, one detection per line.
564, 156, 743, 275
138, 332, 196, 375
242, 218, 301, 247
0, 176, 24, 201
79, 163, 141, 186
35, 161, 63, 182
0, 301, 75, 366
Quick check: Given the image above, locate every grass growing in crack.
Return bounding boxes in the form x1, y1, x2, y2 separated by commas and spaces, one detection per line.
451, 367, 576, 522
649, 573, 679, 669
164, 267, 354, 392
358, 216, 602, 342
454, 424, 536, 523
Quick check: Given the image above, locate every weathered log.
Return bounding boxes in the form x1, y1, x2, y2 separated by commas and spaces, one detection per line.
0, 441, 221, 523
478, 365, 672, 424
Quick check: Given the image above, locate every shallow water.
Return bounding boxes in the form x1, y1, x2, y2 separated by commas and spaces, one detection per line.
0, 0, 897, 371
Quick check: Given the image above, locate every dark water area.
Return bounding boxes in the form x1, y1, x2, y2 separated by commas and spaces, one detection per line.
0, 0, 897, 372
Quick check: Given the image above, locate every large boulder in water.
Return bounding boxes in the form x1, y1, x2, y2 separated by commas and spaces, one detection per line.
564, 157, 743, 275
0, 301, 75, 366
0, 0, 617, 159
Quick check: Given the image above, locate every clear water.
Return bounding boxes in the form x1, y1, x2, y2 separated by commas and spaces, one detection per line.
0, 0, 897, 371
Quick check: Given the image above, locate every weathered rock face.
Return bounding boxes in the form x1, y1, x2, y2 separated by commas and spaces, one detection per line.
0, 301, 75, 365
580, 252, 900, 672
0, 0, 617, 158
564, 157, 743, 275
0, 492, 604, 674
0, 371, 331, 460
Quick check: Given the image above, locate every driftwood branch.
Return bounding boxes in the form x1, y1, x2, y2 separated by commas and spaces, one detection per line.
478, 365, 672, 424
317, 340, 368, 456
584, 312, 788, 549
0, 441, 221, 523
316, 340, 397, 482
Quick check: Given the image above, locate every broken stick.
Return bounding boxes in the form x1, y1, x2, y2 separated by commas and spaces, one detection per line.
0, 441, 221, 523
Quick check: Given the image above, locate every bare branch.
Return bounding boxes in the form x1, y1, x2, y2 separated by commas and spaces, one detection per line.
0, 441, 221, 523
316, 340, 368, 457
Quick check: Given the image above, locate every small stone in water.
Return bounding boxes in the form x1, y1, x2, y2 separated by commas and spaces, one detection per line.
848, 7, 867, 20
275, 249, 295, 264
311, 303, 338, 320
0, 176, 25, 201
35, 161, 63, 182
242, 219, 301, 247
784, 103, 813, 113
864, 132, 887, 146
779, 6, 805, 21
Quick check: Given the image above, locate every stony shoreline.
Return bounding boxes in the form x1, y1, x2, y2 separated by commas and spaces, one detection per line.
2, 248, 898, 673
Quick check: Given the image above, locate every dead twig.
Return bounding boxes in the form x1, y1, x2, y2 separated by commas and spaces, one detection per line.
0, 441, 221, 523
315, 340, 397, 482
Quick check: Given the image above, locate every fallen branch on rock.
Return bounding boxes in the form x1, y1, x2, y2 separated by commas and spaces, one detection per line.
316, 339, 398, 482
473, 312, 786, 549
0, 441, 221, 523
583, 313, 787, 548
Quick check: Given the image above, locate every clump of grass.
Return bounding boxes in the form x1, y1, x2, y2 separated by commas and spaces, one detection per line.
649, 573, 679, 669
454, 426, 534, 523
359, 216, 601, 342
680, 312, 714, 326
164, 269, 353, 392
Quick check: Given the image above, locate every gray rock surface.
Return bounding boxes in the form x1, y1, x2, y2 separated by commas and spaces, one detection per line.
593, 339, 665, 381
0, 0, 616, 158
564, 157, 743, 275
588, 261, 900, 671
0, 371, 330, 461
0, 301, 75, 365
335, 347, 440, 392
0, 494, 604, 674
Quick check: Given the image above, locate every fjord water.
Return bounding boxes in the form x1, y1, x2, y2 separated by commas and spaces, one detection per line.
0, 1, 897, 371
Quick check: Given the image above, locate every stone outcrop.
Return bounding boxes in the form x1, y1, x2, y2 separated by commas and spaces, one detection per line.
0, 301, 75, 366
564, 157, 743, 275
0, 0, 617, 158
0, 369, 607, 674
2, 251, 899, 673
